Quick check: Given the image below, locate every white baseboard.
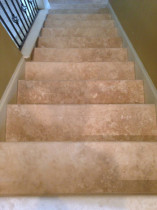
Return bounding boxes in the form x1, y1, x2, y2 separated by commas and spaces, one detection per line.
21, 9, 48, 59
108, 2, 157, 111
0, 58, 25, 141
37, 0, 51, 9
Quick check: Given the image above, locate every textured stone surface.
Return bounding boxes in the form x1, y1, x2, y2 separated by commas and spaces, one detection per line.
44, 19, 115, 28
51, 0, 108, 4
38, 36, 122, 48
48, 8, 109, 14
6, 105, 157, 141
1, 142, 157, 195
25, 62, 135, 80
33, 48, 128, 62
17, 80, 144, 104
47, 13, 111, 20
41, 27, 118, 37
50, 4, 108, 10
3, 0, 157, 198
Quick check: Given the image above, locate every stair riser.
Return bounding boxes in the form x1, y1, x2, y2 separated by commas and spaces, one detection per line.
17, 80, 144, 104
44, 20, 115, 28
47, 14, 112, 20
41, 27, 118, 37
33, 48, 128, 62
37, 37, 122, 48
1, 142, 157, 195
6, 105, 157, 141
25, 62, 135, 81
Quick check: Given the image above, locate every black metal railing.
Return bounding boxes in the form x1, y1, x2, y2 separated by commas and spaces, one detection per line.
0, 0, 39, 49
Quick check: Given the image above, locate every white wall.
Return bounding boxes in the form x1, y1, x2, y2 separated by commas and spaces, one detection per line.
37, 0, 51, 9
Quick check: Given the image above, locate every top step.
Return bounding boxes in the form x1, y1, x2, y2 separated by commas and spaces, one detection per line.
49, 8, 109, 14
47, 14, 112, 20
51, 3, 108, 10
51, 0, 108, 3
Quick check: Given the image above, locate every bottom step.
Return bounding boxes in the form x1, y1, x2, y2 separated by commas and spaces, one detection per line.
0, 142, 157, 195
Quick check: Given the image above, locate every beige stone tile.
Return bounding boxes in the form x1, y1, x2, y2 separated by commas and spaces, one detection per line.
44, 19, 115, 28
33, 48, 128, 62
6, 104, 157, 141
17, 80, 144, 104
41, 27, 118, 37
48, 8, 109, 14
25, 62, 135, 81
50, 3, 108, 10
1, 142, 157, 195
51, 0, 107, 4
47, 13, 112, 20
37, 36, 122, 48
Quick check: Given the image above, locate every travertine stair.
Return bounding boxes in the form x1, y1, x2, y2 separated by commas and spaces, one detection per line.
46, 13, 112, 20
18, 80, 144, 104
6, 104, 157, 142
2, 1, 157, 195
44, 19, 115, 27
41, 27, 118, 37
33, 48, 128, 62
38, 36, 122, 48
25, 62, 135, 80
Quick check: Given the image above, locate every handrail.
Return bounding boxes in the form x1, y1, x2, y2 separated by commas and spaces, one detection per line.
0, 0, 39, 49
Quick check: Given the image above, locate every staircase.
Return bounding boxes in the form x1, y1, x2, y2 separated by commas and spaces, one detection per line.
1, 0, 157, 195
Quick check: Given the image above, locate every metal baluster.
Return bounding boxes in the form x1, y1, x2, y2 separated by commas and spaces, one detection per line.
34, 0, 39, 11
0, 1, 23, 42
4, 0, 25, 38
23, 0, 34, 22
28, 0, 36, 18
11, 0, 28, 33
32, 0, 38, 16
0, 15, 21, 48
15, 0, 30, 29
20, 1, 32, 25
0, 0, 39, 49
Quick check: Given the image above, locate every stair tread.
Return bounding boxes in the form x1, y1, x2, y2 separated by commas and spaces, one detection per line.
51, 3, 108, 6
41, 27, 118, 37
25, 61, 135, 80
52, 0, 107, 3
1, 141, 157, 195
44, 19, 115, 28
47, 13, 112, 20
6, 104, 157, 141
38, 36, 122, 48
17, 80, 144, 104
51, 3, 108, 11
33, 48, 128, 62
49, 9, 109, 14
